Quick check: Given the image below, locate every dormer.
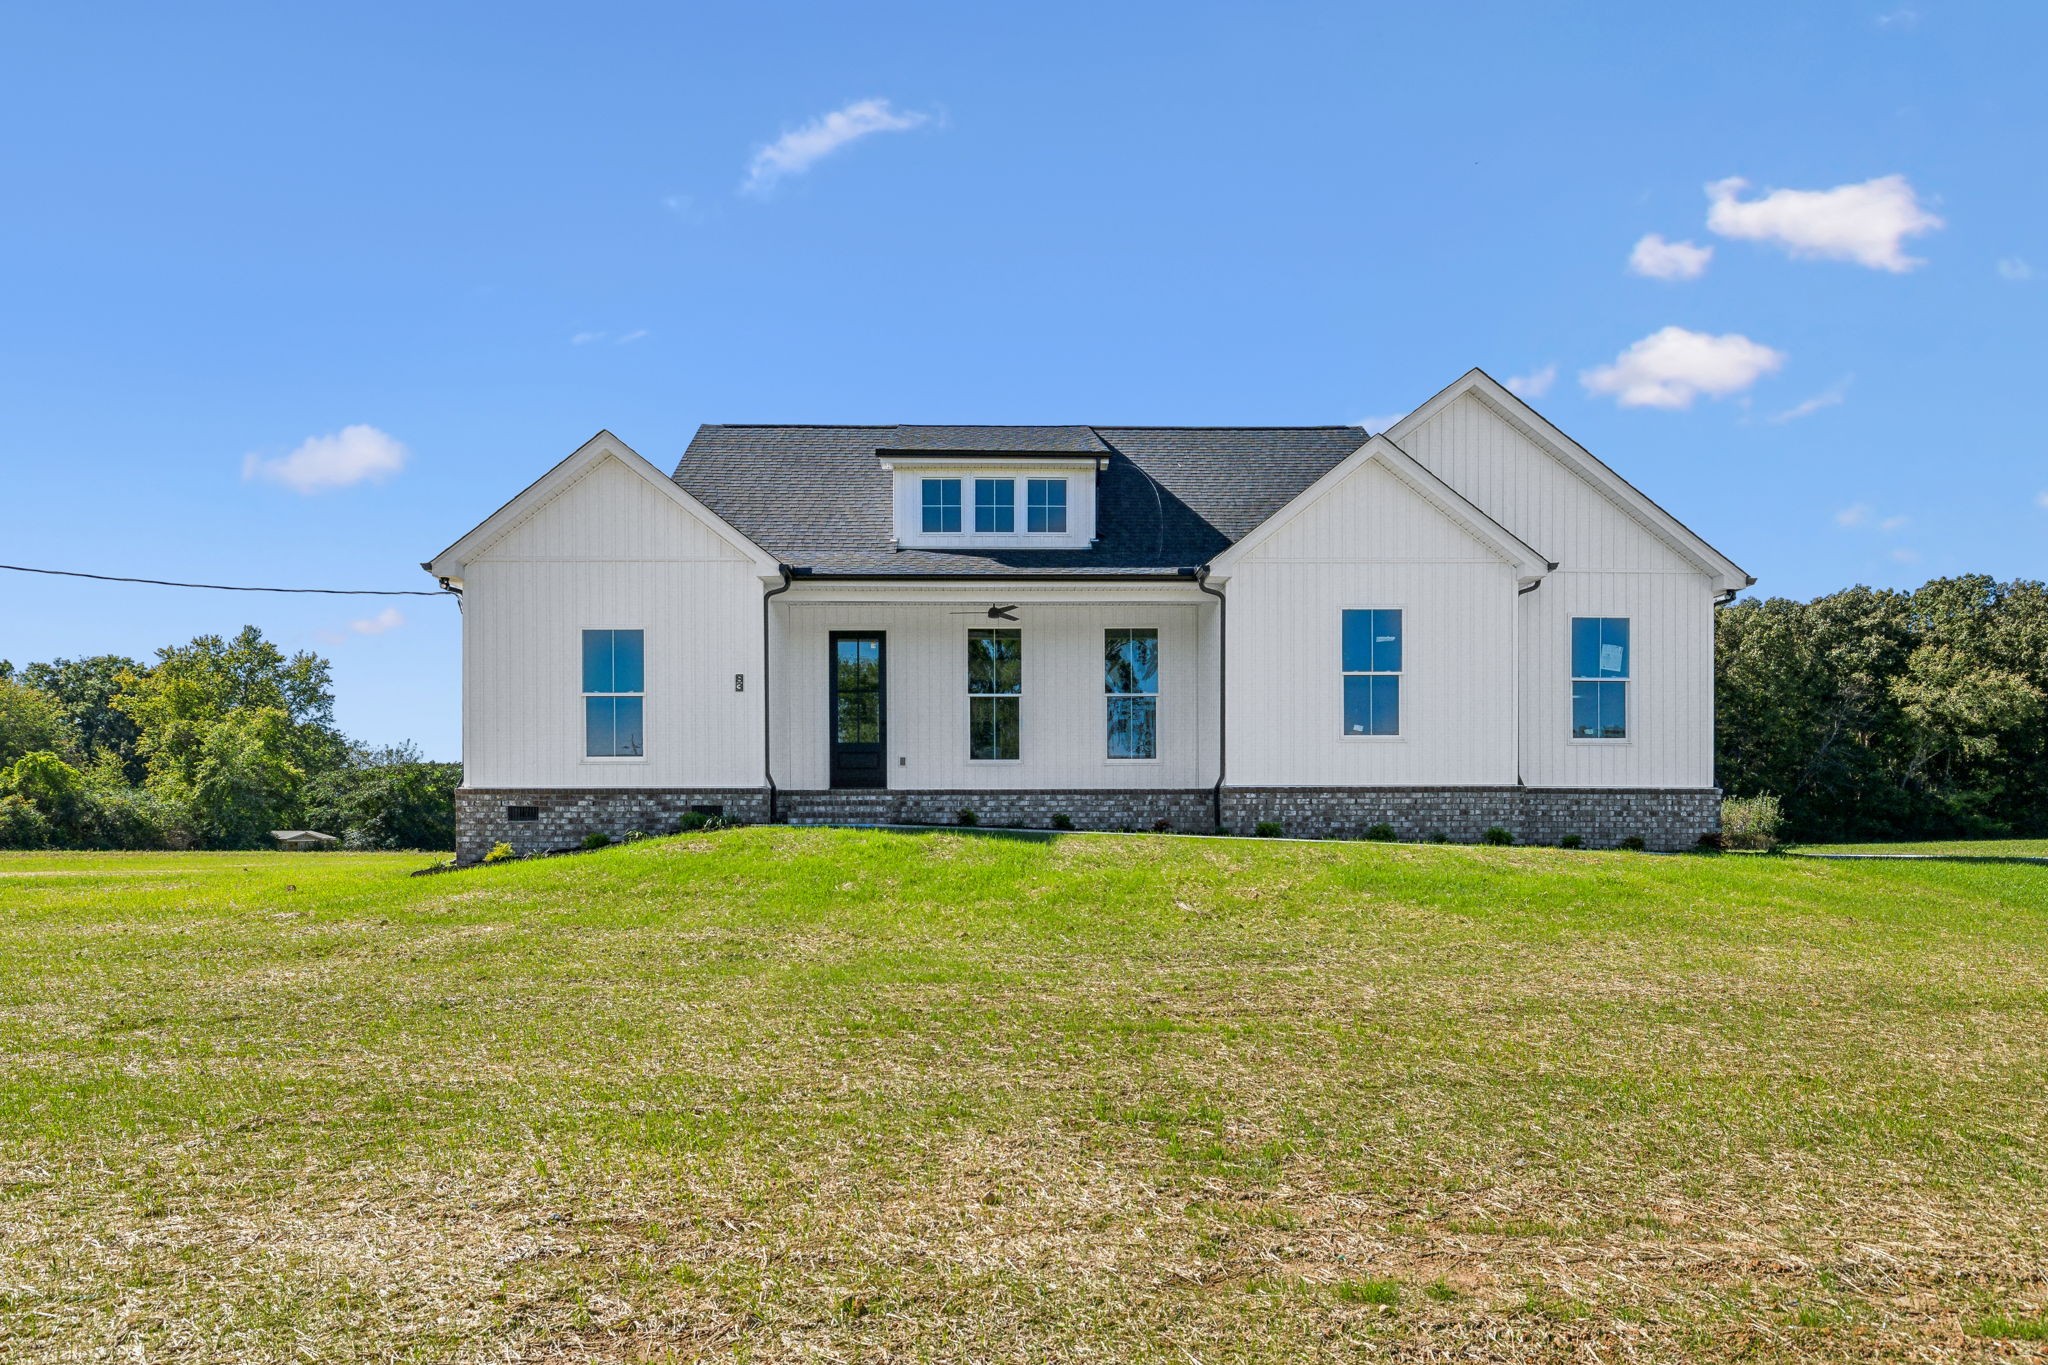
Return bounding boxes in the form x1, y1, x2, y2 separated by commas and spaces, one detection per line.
880, 425, 1104, 551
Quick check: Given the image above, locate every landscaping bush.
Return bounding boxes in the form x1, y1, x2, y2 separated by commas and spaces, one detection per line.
580, 832, 612, 850
1254, 820, 1284, 838
1720, 793, 1785, 851
1151, 817, 1174, 833
1618, 834, 1647, 852
1481, 826, 1513, 846
1364, 822, 1396, 841
955, 807, 978, 827
676, 812, 711, 832
1559, 833, 1584, 849
1049, 812, 1074, 831
1424, 830, 1450, 844
0, 793, 51, 849
482, 841, 515, 864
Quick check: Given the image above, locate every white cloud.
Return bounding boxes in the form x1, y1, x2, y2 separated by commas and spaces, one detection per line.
242, 425, 407, 494
349, 606, 405, 636
743, 98, 929, 195
1889, 547, 1922, 564
1581, 326, 1785, 410
1837, 502, 1910, 532
1998, 257, 2035, 282
2037, 490, 2048, 511
1875, 6, 1919, 28
1767, 376, 1852, 423
1705, 174, 1943, 272
1505, 363, 1557, 399
615, 329, 649, 345
571, 331, 606, 345
1628, 233, 1713, 281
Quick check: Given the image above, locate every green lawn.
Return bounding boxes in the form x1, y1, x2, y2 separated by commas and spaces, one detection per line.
1794, 838, 2048, 859
2, 831, 2045, 1361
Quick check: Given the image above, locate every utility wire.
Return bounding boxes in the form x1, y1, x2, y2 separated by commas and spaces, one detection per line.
0, 563, 452, 597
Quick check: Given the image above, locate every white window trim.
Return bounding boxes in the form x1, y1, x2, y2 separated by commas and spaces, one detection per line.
1026, 477, 1070, 535
581, 627, 648, 762
966, 624, 1024, 763
1339, 605, 1405, 742
1569, 616, 1633, 745
920, 477, 964, 535
972, 477, 1018, 535
1104, 626, 1161, 763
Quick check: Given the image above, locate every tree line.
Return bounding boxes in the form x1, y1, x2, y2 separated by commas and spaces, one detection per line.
1716, 575, 2048, 843
0, 625, 457, 850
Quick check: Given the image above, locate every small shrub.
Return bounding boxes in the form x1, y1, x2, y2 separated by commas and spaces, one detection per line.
1151, 817, 1174, 833
0, 794, 51, 849
1617, 834, 1646, 852
955, 807, 978, 827
1424, 829, 1450, 844
1559, 833, 1584, 849
1049, 812, 1074, 831
676, 811, 711, 832
580, 832, 612, 851
1364, 822, 1396, 841
1334, 1277, 1402, 1306
1720, 792, 1784, 851
1481, 826, 1513, 846
1695, 831, 1723, 851
622, 829, 647, 843
1254, 820, 1284, 838
482, 841, 516, 864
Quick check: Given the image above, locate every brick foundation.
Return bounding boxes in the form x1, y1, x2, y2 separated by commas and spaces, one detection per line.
458, 784, 1720, 861
456, 787, 770, 863
1219, 786, 1720, 851
779, 788, 1215, 832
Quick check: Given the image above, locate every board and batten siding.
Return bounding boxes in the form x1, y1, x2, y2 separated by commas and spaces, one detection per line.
459, 454, 765, 789
772, 596, 1205, 791
1399, 390, 1718, 790
1222, 459, 1522, 788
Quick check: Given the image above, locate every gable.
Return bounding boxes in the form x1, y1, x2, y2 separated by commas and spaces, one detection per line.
424, 432, 779, 584
1395, 393, 1695, 574
1387, 372, 1751, 591
469, 453, 749, 565
1233, 458, 1516, 567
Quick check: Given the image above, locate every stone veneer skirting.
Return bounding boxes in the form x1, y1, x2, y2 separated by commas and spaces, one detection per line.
457, 784, 1719, 861
456, 787, 769, 864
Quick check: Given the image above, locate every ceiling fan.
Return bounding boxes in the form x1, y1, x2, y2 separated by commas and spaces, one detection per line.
947, 605, 1019, 620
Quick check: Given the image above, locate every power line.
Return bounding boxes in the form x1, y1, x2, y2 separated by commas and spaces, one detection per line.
0, 563, 452, 597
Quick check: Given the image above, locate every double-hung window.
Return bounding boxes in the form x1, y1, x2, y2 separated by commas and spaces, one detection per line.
1104, 628, 1158, 759
1341, 609, 1402, 736
974, 478, 1014, 532
921, 478, 962, 533
967, 628, 1021, 760
583, 629, 645, 757
1027, 478, 1067, 533
1571, 617, 1629, 739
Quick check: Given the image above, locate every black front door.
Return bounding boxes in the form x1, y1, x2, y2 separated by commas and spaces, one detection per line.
829, 632, 886, 788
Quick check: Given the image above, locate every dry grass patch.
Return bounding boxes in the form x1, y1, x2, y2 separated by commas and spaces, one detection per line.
2, 832, 2045, 1361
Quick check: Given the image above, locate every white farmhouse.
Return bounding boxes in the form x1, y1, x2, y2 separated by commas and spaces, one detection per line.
424, 370, 1751, 862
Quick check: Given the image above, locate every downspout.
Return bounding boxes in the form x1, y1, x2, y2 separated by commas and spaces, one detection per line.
762, 564, 794, 822
1516, 577, 1542, 790
1194, 566, 1226, 834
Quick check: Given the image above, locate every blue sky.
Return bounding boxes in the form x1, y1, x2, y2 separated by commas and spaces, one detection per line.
2, 2, 2042, 760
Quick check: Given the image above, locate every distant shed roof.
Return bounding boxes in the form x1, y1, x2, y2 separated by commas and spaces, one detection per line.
674, 423, 1368, 577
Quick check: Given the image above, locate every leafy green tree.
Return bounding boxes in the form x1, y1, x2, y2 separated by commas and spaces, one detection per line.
0, 676, 76, 768
184, 708, 307, 848
300, 743, 460, 849
20, 655, 146, 782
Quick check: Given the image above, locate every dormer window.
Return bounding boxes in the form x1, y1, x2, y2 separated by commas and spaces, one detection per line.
884, 428, 1101, 550
1028, 479, 1067, 533
921, 478, 962, 533
974, 479, 1015, 532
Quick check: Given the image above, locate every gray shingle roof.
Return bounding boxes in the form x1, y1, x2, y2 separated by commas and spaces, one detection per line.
673, 424, 1368, 576
877, 424, 1109, 456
